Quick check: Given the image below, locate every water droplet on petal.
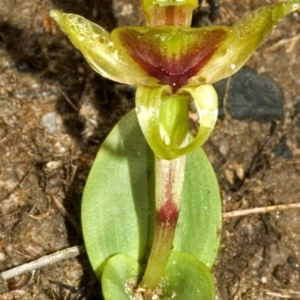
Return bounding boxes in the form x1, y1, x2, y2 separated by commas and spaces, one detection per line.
136, 106, 141, 114
99, 36, 106, 44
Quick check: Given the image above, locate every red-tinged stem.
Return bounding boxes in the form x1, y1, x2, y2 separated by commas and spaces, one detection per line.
143, 5, 196, 27
142, 153, 186, 289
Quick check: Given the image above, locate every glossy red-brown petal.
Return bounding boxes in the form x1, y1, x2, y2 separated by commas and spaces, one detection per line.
113, 26, 228, 91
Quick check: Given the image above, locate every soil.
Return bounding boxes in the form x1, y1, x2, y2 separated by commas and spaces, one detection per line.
0, 0, 300, 299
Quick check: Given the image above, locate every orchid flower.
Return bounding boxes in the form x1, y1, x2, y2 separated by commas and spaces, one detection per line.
51, 1, 299, 160
50, 2, 300, 298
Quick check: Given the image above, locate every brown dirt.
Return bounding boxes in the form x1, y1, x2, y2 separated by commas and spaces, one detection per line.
0, 0, 300, 299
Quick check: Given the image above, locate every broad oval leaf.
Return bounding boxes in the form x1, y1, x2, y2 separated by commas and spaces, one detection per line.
173, 136, 222, 268
81, 109, 155, 280
161, 251, 215, 300
102, 254, 142, 300
102, 252, 214, 300
82, 109, 221, 281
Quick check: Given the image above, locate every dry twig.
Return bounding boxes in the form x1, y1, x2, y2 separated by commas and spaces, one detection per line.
223, 202, 300, 218
268, 33, 300, 53
264, 288, 300, 299
0, 246, 83, 281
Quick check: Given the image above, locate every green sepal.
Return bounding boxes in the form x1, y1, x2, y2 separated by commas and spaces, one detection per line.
189, 1, 300, 85
50, 10, 148, 86
102, 254, 142, 300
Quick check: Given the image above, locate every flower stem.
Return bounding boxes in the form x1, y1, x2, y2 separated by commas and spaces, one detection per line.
142, 153, 186, 289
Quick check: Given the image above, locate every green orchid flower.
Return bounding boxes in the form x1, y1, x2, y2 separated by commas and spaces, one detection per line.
49, 2, 299, 298
50, 1, 299, 160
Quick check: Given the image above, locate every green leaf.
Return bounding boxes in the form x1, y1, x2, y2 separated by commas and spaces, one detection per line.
102, 254, 142, 300
161, 251, 215, 300
82, 109, 221, 281
81, 109, 155, 280
102, 252, 214, 300
173, 137, 222, 268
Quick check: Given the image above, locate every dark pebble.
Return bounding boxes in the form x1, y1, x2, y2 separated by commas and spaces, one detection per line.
297, 137, 300, 149
273, 263, 293, 285
214, 66, 284, 123
296, 117, 300, 128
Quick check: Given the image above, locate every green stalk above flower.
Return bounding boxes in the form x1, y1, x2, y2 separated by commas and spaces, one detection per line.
140, 0, 198, 26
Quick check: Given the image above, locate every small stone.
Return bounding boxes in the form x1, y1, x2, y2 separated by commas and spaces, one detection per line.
41, 112, 58, 133
273, 263, 292, 285
214, 66, 284, 123
261, 276, 267, 283
0, 251, 5, 262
